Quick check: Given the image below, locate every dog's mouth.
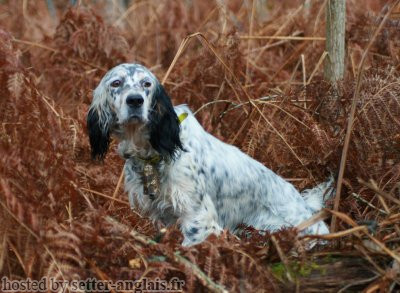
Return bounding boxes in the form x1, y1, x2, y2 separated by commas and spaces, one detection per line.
129, 114, 142, 121
118, 115, 145, 128
125, 113, 145, 124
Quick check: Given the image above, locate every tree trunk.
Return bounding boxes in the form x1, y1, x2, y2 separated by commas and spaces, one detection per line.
324, 0, 346, 83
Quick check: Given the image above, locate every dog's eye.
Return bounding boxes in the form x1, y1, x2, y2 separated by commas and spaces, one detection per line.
143, 81, 152, 88
110, 80, 122, 87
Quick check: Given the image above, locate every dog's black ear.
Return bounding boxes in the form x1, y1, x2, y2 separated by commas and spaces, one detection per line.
149, 84, 183, 159
87, 107, 111, 160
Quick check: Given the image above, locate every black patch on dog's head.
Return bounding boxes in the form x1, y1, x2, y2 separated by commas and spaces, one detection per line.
148, 84, 183, 160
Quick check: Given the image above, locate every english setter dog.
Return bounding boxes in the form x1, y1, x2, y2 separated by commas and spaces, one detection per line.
87, 63, 333, 246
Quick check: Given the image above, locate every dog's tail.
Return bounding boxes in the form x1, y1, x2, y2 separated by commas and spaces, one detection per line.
301, 175, 335, 213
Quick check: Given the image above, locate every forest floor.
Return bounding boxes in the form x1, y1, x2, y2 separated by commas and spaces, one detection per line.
1, 0, 400, 292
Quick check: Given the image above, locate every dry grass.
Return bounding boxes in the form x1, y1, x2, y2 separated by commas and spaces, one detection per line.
1, 0, 400, 291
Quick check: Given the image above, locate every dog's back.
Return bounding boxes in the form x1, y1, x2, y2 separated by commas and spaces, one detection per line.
174, 105, 332, 236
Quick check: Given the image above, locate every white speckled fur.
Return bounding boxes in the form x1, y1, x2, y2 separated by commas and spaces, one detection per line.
89, 64, 333, 246
121, 104, 333, 245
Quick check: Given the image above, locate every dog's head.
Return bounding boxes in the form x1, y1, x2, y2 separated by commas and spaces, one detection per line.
87, 63, 183, 160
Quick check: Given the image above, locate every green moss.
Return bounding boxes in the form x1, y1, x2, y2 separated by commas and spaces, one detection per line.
148, 255, 167, 262
270, 262, 287, 281
270, 260, 326, 281
296, 261, 324, 277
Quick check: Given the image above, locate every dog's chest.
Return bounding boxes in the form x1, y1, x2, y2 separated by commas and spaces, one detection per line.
138, 160, 173, 201
141, 163, 160, 199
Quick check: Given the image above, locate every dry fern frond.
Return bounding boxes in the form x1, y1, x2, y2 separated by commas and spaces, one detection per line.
0, 0, 399, 291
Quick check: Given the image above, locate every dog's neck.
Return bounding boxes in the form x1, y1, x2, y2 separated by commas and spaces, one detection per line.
115, 123, 158, 160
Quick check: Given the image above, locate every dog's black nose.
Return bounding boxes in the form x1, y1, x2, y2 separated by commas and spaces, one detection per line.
126, 94, 144, 107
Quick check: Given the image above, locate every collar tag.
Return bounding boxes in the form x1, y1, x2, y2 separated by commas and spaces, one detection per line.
178, 112, 188, 124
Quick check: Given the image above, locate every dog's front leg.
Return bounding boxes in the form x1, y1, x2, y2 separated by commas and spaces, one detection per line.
124, 159, 148, 210
178, 195, 222, 246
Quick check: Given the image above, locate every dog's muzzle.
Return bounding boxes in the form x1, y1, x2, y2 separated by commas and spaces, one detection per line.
126, 94, 144, 121
126, 94, 144, 108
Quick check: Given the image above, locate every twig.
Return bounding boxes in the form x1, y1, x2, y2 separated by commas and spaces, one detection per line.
312, 0, 328, 36
215, 0, 227, 34
196, 5, 218, 32
81, 187, 130, 206
302, 226, 368, 240
219, 96, 311, 130
105, 216, 228, 292
330, 1, 400, 232
105, 216, 157, 245
229, 109, 254, 144
40, 94, 61, 117
327, 208, 360, 227
270, 41, 308, 83
240, 35, 325, 41
113, 0, 149, 25
338, 275, 379, 293
370, 180, 400, 238
174, 252, 228, 293
7, 240, 27, 276
358, 179, 400, 206
270, 235, 294, 283
12, 38, 57, 52
162, 32, 306, 166
351, 193, 387, 215
307, 51, 328, 84
246, 38, 293, 53
366, 233, 400, 264
259, 101, 311, 130
254, 4, 304, 63
354, 244, 386, 275
296, 210, 329, 231
11, 38, 106, 72
301, 54, 306, 86
112, 169, 124, 199
284, 59, 301, 94
194, 100, 236, 115
326, 209, 400, 264
245, 0, 257, 86
70, 182, 94, 209
301, 54, 307, 108
88, 260, 117, 293
364, 282, 382, 293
